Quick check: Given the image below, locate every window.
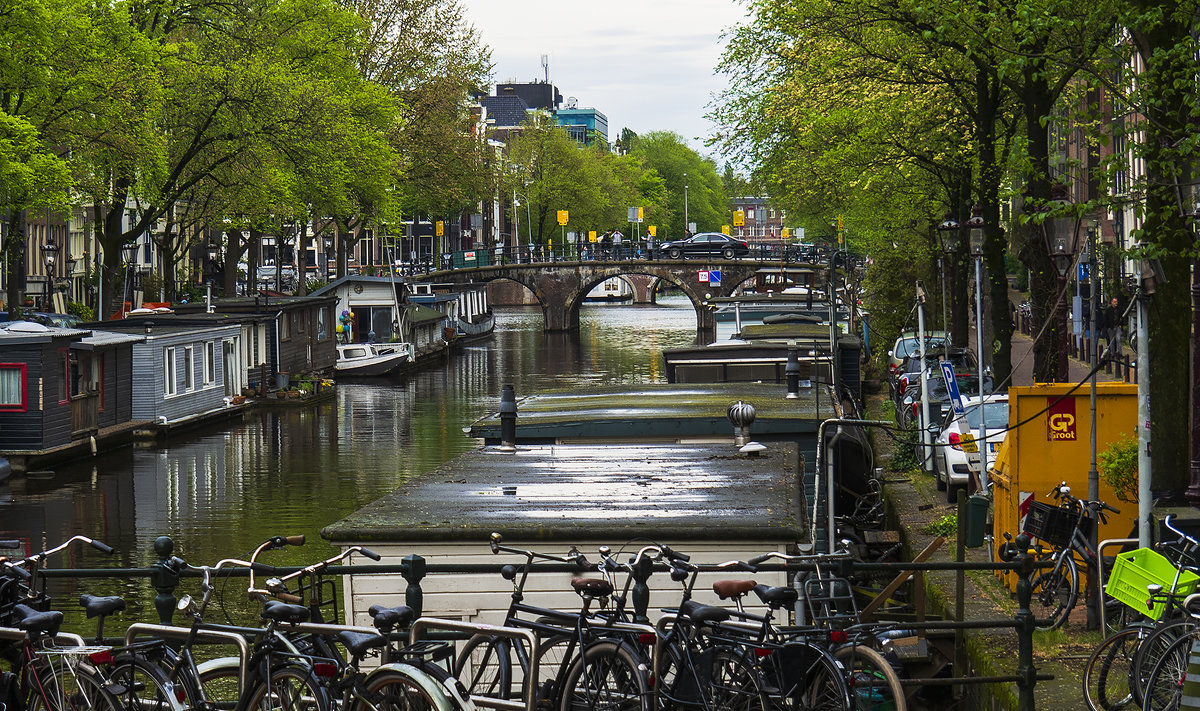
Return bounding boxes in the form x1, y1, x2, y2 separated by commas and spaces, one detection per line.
317, 308, 328, 340
0, 364, 27, 411
164, 347, 177, 396
204, 341, 215, 385
183, 346, 194, 391
281, 313, 291, 341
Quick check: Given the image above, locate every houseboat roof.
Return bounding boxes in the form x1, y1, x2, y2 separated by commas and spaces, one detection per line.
466, 382, 837, 442
309, 275, 407, 296
406, 304, 446, 324
321, 441, 802, 543
0, 322, 90, 342
73, 330, 144, 349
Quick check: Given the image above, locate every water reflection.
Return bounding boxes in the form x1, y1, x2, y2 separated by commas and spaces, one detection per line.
0, 296, 697, 621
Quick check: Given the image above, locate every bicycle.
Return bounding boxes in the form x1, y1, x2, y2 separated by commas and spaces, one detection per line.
452, 533, 652, 711
1, 536, 120, 711
1015, 481, 1121, 630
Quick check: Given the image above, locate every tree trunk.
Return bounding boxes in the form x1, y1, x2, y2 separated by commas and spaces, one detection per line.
3, 209, 26, 319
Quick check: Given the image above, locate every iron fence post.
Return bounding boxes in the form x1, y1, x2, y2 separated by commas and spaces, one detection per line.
1014, 532, 1037, 711
150, 536, 180, 625
401, 554, 426, 618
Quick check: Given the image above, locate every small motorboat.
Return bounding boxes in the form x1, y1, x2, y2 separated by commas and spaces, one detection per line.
335, 342, 414, 377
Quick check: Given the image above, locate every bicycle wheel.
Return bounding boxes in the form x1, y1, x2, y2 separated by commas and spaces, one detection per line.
452, 635, 513, 702
709, 648, 769, 711
1141, 631, 1193, 711
28, 659, 121, 711
558, 640, 649, 711
1031, 553, 1079, 631
356, 667, 455, 711
106, 655, 183, 711
768, 642, 852, 711
197, 658, 243, 711
832, 645, 905, 711
532, 635, 574, 701
1082, 625, 1144, 710
1131, 620, 1192, 707
246, 665, 330, 711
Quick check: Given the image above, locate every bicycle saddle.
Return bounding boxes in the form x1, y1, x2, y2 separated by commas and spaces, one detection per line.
79, 594, 126, 618
261, 601, 310, 624
753, 584, 799, 610
571, 577, 613, 599
712, 580, 757, 599
12, 603, 63, 636
679, 599, 730, 624
369, 605, 415, 632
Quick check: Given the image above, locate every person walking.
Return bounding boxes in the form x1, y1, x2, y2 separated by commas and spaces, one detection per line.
1105, 297, 1123, 352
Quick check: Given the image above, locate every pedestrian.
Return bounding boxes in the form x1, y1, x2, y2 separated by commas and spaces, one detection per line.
612, 229, 624, 259
1105, 297, 1122, 351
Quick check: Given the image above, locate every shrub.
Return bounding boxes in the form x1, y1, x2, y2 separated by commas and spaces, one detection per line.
1099, 433, 1138, 503
921, 514, 958, 537
67, 302, 94, 321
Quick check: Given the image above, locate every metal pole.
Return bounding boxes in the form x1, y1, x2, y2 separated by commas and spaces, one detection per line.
1058, 272, 1070, 382
1087, 226, 1100, 629
917, 285, 931, 473
1137, 272, 1151, 547
684, 174, 688, 233
976, 254, 988, 489
1188, 248, 1200, 504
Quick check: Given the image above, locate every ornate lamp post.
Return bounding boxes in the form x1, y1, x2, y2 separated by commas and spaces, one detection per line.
121, 241, 138, 317
936, 211, 961, 352
965, 205, 991, 487
1043, 185, 1082, 383
205, 240, 219, 313
40, 240, 59, 310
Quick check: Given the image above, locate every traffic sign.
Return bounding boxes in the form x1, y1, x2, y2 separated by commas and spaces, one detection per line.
648, 225, 656, 237
733, 210, 744, 227
721, 225, 730, 235
708, 270, 721, 286
588, 230, 597, 243
941, 361, 964, 416
698, 271, 709, 283
557, 210, 569, 225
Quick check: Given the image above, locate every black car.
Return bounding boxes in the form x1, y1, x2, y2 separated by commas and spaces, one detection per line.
657, 233, 750, 260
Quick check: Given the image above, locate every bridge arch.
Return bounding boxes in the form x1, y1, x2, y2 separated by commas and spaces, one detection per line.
413, 259, 764, 338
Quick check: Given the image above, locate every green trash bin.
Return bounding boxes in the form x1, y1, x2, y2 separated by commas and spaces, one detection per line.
965, 494, 989, 548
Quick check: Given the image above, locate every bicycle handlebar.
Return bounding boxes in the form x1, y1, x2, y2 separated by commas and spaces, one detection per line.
1164, 515, 1200, 549
488, 532, 587, 566
747, 549, 853, 567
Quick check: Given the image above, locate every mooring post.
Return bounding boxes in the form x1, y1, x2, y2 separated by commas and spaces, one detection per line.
499, 384, 517, 452
630, 554, 654, 625
401, 554, 426, 618
150, 536, 180, 625
1014, 532, 1038, 711
785, 348, 800, 399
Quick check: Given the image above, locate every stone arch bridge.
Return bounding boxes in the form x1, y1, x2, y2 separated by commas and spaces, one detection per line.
412, 259, 768, 336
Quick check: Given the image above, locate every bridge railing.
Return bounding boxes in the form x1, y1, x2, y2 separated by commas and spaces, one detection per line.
419, 244, 831, 272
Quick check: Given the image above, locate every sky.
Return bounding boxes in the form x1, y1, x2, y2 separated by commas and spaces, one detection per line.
458, 0, 750, 161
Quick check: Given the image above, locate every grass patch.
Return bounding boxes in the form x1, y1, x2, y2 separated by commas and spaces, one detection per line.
921, 514, 958, 537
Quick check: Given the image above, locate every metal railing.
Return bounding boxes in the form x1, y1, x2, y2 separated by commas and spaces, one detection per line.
32, 532, 1052, 710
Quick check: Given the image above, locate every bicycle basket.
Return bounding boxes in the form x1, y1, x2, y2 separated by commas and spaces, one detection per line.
1021, 501, 1087, 547
1106, 548, 1200, 620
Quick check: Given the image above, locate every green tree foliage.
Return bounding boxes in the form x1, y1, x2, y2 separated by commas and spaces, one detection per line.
630, 132, 726, 238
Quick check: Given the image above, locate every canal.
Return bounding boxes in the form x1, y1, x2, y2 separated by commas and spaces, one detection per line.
1, 295, 699, 621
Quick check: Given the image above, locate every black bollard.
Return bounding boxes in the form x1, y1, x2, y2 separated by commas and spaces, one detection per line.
499, 384, 517, 452
785, 349, 800, 399
630, 554, 654, 625
401, 554, 426, 618
1014, 532, 1038, 711
150, 536, 180, 625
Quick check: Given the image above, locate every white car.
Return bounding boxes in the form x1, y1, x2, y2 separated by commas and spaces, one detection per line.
933, 394, 1009, 503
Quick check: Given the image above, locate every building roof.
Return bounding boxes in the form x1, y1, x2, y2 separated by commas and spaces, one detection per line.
405, 304, 445, 325
73, 330, 144, 350
309, 275, 408, 297
480, 95, 532, 128
0, 322, 90, 343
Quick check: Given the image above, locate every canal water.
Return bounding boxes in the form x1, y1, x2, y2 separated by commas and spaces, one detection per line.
1, 295, 699, 622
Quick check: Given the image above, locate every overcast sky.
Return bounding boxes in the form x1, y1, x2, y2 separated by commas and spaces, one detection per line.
458, 0, 750, 162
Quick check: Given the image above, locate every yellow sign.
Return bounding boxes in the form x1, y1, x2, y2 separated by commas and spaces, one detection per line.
648, 225, 656, 237
721, 225, 731, 235
557, 210, 569, 225
837, 214, 844, 246
782, 228, 790, 239
435, 221, 444, 237
733, 210, 744, 227
589, 230, 597, 243
959, 433, 978, 454
637, 207, 644, 220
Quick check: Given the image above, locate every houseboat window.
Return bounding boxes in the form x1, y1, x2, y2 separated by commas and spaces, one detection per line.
280, 313, 291, 341
183, 346, 194, 391
164, 347, 177, 396
0, 364, 25, 409
317, 308, 328, 340
204, 341, 215, 385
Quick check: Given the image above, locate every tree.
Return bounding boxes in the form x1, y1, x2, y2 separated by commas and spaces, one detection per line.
631, 132, 726, 238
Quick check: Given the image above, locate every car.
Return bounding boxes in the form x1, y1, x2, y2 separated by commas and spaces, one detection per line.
657, 233, 750, 260
891, 346, 976, 402
934, 394, 1009, 503
0, 311, 82, 328
886, 330, 948, 387
902, 367, 994, 467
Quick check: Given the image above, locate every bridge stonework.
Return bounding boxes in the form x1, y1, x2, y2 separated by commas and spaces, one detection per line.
415, 260, 762, 337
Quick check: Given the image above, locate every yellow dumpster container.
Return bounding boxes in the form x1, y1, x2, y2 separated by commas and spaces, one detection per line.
991, 383, 1138, 591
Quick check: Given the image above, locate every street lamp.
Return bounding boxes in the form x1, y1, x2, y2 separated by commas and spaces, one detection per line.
121, 241, 138, 317
514, 192, 532, 260
684, 173, 689, 236
964, 205, 991, 488
935, 211, 960, 354
40, 240, 59, 309
1042, 184, 1082, 382
205, 240, 219, 313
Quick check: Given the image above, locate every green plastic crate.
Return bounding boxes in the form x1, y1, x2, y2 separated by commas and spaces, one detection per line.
1106, 548, 1200, 620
